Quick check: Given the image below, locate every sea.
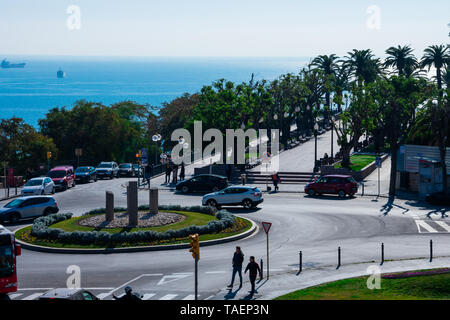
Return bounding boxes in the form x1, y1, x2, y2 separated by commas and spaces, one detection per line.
0, 56, 310, 128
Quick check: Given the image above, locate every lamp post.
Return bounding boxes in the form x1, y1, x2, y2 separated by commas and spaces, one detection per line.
330, 116, 335, 160
314, 122, 319, 172
152, 134, 162, 167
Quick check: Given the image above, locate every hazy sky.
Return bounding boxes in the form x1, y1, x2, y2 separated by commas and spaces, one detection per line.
1, 0, 449, 57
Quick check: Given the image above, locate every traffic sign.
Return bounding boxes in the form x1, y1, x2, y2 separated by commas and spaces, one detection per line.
375, 157, 382, 168
262, 221, 272, 234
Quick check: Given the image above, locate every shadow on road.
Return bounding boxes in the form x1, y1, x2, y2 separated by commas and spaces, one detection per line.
224, 286, 242, 300
226, 208, 262, 214
404, 198, 450, 219
380, 196, 410, 216
302, 194, 357, 201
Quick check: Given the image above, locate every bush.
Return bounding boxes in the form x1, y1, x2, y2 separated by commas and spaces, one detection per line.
30, 207, 235, 246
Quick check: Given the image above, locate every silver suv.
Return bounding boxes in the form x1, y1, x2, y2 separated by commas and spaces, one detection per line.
0, 196, 59, 223
202, 186, 263, 209
96, 162, 119, 179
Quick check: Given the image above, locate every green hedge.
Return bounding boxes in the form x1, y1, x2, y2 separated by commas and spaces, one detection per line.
30, 205, 235, 245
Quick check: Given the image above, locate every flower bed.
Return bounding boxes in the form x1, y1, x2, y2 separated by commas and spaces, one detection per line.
381, 268, 450, 279
28, 205, 236, 246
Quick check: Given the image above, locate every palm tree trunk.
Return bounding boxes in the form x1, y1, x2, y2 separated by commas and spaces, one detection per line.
437, 68, 443, 97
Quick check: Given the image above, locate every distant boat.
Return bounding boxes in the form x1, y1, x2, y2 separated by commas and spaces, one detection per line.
1, 59, 26, 68
57, 68, 66, 78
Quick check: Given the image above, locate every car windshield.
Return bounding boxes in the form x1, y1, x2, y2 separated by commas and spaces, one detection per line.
133, 164, 140, 168
75, 167, 90, 173
0, 243, 14, 278
4, 199, 23, 208
97, 164, 112, 168
48, 170, 66, 178
25, 179, 43, 186
119, 164, 131, 168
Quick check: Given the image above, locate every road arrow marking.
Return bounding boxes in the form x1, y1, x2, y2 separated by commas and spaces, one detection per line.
157, 274, 191, 286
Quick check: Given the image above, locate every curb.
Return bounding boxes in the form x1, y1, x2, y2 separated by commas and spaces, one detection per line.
14, 217, 258, 254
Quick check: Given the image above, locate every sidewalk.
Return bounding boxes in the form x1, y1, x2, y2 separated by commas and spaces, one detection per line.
0, 187, 22, 201
213, 256, 450, 300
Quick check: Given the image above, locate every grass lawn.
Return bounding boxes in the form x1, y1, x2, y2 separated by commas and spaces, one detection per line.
334, 154, 376, 171
275, 269, 450, 300
15, 214, 252, 249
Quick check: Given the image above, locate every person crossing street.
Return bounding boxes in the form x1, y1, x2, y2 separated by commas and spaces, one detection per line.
227, 246, 244, 289
244, 256, 261, 297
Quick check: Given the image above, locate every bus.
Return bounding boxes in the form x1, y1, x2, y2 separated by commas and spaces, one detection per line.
0, 225, 21, 300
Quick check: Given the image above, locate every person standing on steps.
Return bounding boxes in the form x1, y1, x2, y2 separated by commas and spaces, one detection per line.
272, 172, 280, 191
227, 246, 244, 289
244, 256, 261, 297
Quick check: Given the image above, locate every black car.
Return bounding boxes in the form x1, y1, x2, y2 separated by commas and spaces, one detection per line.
176, 174, 228, 193
75, 166, 97, 183
38, 288, 99, 300
425, 192, 450, 206
118, 163, 134, 177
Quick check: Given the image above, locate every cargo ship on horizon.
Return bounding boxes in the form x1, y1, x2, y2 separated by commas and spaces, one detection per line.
1, 59, 26, 68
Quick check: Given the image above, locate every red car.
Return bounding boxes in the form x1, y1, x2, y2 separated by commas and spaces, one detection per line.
304, 174, 358, 198
47, 166, 76, 191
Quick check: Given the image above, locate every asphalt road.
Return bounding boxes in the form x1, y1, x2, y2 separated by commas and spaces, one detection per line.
3, 178, 450, 300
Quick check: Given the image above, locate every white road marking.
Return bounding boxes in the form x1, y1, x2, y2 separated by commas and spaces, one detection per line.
205, 295, 214, 300
9, 293, 22, 300
22, 293, 44, 300
157, 274, 191, 286
142, 293, 156, 300
83, 287, 114, 290
182, 294, 195, 300
205, 271, 226, 274
159, 294, 177, 300
99, 273, 163, 297
435, 221, 450, 232
416, 220, 438, 233
18, 288, 53, 291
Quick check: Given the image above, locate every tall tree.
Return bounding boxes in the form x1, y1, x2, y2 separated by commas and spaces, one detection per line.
343, 49, 382, 85
421, 44, 450, 93
384, 45, 419, 76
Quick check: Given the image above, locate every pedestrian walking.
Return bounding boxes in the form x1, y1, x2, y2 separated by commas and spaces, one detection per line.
25, 167, 33, 182
244, 256, 261, 297
179, 162, 185, 181
172, 164, 178, 184
272, 172, 280, 191
145, 165, 152, 186
227, 246, 244, 289
165, 163, 172, 184
225, 164, 232, 181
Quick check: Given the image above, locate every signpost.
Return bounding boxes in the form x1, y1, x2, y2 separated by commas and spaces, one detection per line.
75, 148, 82, 168
46, 151, 52, 171
263, 152, 271, 192
261, 221, 272, 279
188, 234, 200, 300
375, 156, 382, 196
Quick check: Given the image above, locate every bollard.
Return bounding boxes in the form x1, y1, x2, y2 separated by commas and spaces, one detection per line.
380, 243, 384, 266
150, 187, 159, 214
260, 259, 263, 280
336, 247, 341, 269
127, 181, 138, 226
299, 251, 303, 274
105, 191, 114, 222
430, 239, 433, 262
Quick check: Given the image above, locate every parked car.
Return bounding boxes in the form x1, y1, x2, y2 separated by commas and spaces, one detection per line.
21, 177, 55, 196
176, 174, 228, 193
75, 166, 97, 183
96, 162, 119, 179
202, 186, 263, 209
47, 166, 75, 191
118, 163, 134, 177
0, 196, 59, 224
38, 288, 99, 300
132, 164, 144, 176
425, 192, 450, 206
305, 175, 358, 198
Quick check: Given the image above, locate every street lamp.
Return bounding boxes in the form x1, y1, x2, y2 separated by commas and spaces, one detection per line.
152, 134, 161, 166
314, 122, 319, 172
330, 115, 335, 160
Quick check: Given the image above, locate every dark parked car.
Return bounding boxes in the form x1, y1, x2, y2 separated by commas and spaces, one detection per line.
176, 174, 228, 193
96, 162, 119, 179
38, 288, 99, 300
118, 163, 134, 177
305, 174, 358, 198
75, 166, 97, 183
425, 192, 450, 206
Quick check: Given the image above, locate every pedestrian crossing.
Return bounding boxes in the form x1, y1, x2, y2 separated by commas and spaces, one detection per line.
415, 220, 450, 233
8, 290, 212, 301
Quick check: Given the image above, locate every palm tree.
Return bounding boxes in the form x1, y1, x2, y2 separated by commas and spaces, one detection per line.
384, 45, 419, 76
310, 54, 340, 119
420, 45, 450, 92
343, 49, 382, 85
443, 67, 450, 88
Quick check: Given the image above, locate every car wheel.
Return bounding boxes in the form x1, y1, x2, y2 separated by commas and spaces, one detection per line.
307, 189, 316, 197
43, 208, 52, 216
206, 199, 219, 209
9, 212, 20, 223
181, 186, 189, 193
52, 187, 55, 194
110, 174, 114, 180
338, 190, 346, 198
40, 189, 44, 195
242, 199, 253, 209
63, 183, 68, 191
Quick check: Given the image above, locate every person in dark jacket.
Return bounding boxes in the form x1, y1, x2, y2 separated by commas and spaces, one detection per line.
145, 165, 152, 186
179, 162, 185, 181
227, 246, 244, 289
272, 172, 280, 191
112, 286, 141, 301
244, 256, 261, 297
172, 164, 178, 184
165, 163, 172, 184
